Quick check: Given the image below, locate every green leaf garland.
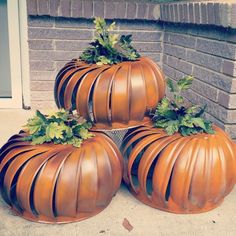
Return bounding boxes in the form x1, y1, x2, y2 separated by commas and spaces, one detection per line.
23, 110, 93, 147
79, 17, 140, 65
153, 76, 215, 136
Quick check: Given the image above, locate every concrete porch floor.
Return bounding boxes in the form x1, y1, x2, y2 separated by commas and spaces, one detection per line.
0, 109, 236, 236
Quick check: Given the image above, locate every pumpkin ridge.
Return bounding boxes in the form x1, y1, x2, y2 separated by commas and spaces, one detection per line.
54, 63, 77, 107
75, 66, 109, 120
64, 66, 99, 110
142, 57, 166, 98
75, 148, 84, 213
171, 138, 202, 209
92, 141, 113, 205
123, 130, 167, 154
51, 150, 76, 217
151, 136, 193, 205
215, 136, 229, 197
129, 63, 146, 120
152, 136, 188, 205
16, 149, 62, 216
95, 65, 121, 124
33, 148, 73, 218
9, 149, 55, 214
111, 63, 130, 123
0, 146, 37, 173
62, 66, 98, 109
138, 135, 182, 197
57, 66, 90, 107
4, 148, 49, 204
127, 134, 167, 191
95, 135, 123, 193
217, 135, 236, 194
76, 144, 98, 212
0, 141, 31, 163
139, 60, 159, 109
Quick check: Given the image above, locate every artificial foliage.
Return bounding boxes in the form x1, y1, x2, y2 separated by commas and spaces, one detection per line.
23, 110, 93, 147
153, 76, 215, 136
79, 17, 140, 65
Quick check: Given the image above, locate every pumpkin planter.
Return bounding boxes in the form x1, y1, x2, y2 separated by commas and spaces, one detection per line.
0, 131, 123, 223
54, 57, 165, 130
122, 125, 236, 214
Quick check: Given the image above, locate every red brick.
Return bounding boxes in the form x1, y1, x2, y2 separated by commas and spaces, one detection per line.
173, 4, 179, 22
27, 0, 37, 15
60, 0, 71, 17
127, 2, 137, 19
38, 0, 49, 16
105, 2, 116, 19
222, 60, 236, 77
207, 3, 215, 25
137, 3, 147, 19
201, 3, 208, 24
116, 2, 126, 18
94, 1, 104, 18
83, 0, 93, 18
71, 0, 83, 18
189, 3, 194, 23
49, 0, 60, 16
194, 3, 200, 24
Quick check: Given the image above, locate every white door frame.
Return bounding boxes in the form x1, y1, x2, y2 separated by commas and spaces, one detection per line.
0, 0, 30, 109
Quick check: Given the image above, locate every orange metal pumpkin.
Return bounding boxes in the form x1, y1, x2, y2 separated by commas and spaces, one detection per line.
122, 125, 236, 213
54, 57, 165, 130
0, 131, 123, 223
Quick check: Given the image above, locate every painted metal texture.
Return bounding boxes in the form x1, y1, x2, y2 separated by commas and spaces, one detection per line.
122, 125, 236, 213
54, 57, 166, 130
0, 131, 123, 223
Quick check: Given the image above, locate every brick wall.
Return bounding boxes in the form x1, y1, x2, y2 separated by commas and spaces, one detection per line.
162, 23, 236, 138
28, 16, 162, 109
26, 0, 236, 139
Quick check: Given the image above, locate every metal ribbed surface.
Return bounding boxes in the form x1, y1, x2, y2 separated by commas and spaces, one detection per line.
0, 131, 123, 223
54, 57, 166, 129
122, 125, 236, 213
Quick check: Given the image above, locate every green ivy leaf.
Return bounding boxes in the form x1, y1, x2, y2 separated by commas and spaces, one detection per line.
156, 98, 170, 114
66, 137, 83, 148
186, 105, 198, 115
36, 110, 47, 122
23, 110, 94, 147
204, 121, 215, 134
195, 104, 207, 117
174, 94, 184, 104
154, 76, 215, 136
192, 117, 206, 130
46, 122, 64, 139
181, 115, 194, 128
79, 127, 93, 139
167, 79, 175, 92
165, 120, 179, 135
155, 118, 169, 128
177, 76, 193, 92
79, 18, 140, 65
97, 56, 112, 65
25, 116, 44, 135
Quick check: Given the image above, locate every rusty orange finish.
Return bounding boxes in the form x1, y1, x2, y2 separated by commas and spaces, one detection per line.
0, 131, 123, 223
122, 125, 236, 213
54, 57, 166, 130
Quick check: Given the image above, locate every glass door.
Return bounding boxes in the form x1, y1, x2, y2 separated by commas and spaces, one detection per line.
0, 0, 23, 108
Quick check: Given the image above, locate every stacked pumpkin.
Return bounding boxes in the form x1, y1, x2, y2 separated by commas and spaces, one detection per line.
0, 18, 165, 223
0, 111, 123, 223
0, 17, 235, 225
54, 35, 165, 128
54, 19, 236, 214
